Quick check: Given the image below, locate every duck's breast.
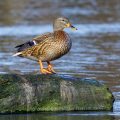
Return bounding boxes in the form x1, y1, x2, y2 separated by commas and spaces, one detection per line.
41, 31, 72, 61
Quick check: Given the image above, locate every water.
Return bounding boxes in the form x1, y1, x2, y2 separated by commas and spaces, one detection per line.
0, 112, 120, 120
0, 0, 120, 119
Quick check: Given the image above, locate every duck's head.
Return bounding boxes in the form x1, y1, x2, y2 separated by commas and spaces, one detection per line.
53, 17, 77, 31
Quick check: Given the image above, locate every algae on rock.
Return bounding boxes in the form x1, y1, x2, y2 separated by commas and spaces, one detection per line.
0, 74, 114, 113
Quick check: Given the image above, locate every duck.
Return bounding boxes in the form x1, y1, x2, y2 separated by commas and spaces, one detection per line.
13, 17, 77, 74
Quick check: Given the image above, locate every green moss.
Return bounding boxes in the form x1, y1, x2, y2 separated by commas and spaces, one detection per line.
0, 74, 114, 113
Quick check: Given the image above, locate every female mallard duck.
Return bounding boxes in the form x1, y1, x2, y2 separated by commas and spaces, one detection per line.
13, 17, 77, 74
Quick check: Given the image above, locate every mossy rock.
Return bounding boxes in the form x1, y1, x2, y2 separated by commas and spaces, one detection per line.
0, 74, 114, 113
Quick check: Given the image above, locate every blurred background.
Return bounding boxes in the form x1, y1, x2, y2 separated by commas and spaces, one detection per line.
0, 0, 120, 119
1, 0, 120, 25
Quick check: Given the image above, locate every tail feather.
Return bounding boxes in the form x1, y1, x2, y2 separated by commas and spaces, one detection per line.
13, 52, 22, 56
15, 41, 36, 52
13, 41, 36, 57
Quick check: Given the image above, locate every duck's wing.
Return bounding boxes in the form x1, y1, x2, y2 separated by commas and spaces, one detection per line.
33, 32, 53, 44
15, 32, 53, 52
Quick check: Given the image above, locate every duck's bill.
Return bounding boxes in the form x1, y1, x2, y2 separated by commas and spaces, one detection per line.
70, 25, 77, 30
66, 23, 77, 30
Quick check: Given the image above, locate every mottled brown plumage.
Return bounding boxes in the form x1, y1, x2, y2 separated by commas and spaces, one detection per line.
13, 17, 77, 74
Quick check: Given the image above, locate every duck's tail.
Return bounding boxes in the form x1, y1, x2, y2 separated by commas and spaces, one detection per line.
13, 52, 22, 56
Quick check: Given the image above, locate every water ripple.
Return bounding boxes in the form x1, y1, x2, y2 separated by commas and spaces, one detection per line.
0, 23, 120, 36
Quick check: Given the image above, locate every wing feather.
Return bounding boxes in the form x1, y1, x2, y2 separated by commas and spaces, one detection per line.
15, 32, 53, 52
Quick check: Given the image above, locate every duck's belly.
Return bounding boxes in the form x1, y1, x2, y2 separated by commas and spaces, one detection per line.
40, 41, 72, 62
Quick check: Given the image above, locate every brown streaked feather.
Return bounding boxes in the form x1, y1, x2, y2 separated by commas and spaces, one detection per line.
15, 32, 53, 53
16, 30, 71, 62
33, 32, 53, 44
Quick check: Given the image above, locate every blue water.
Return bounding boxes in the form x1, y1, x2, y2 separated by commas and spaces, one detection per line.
0, 23, 120, 36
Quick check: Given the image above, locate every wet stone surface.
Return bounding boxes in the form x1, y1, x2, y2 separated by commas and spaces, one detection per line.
0, 74, 113, 113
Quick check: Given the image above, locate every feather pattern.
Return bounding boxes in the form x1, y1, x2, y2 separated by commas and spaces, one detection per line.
19, 30, 71, 62
14, 30, 71, 62
15, 41, 37, 52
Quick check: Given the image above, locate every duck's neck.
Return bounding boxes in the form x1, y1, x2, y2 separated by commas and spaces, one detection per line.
54, 30, 69, 42
53, 23, 64, 31
53, 27, 64, 31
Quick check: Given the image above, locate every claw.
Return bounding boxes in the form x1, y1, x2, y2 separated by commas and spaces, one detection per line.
38, 60, 56, 74
47, 65, 56, 73
40, 68, 52, 74
47, 62, 56, 74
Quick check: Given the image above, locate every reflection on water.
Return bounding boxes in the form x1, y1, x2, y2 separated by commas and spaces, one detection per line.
0, 0, 120, 120
0, 113, 116, 120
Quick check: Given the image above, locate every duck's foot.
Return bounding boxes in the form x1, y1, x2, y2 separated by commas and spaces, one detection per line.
38, 60, 56, 74
47, 64, 56, 74
40, 68, 52, 74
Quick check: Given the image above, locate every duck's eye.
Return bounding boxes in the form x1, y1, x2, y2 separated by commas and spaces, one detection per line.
62, 19, 65, 21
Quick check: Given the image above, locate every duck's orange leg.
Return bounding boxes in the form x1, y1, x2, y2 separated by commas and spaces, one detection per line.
47, 61, 56, 74
38, 60, 52, 74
